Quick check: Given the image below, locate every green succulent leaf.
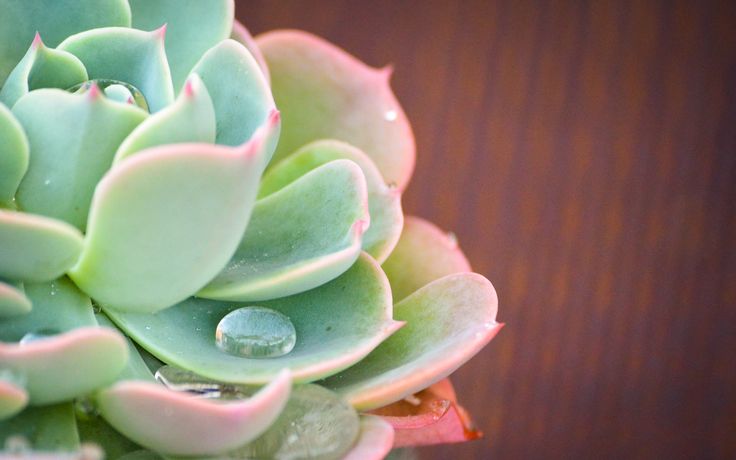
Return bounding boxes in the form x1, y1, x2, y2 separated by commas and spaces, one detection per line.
261, 139, 403, 263
231, 20, 270, 83
0, 34, 87, 108
68, 115, 279, 313
0, 378, 27, 421
114, 74, 216, 164
321, 273, 500, 410
12, 88, 147, 230
192, 39, 278, 155
0, 102, 28, 205
0, 278, 128, 405
0, 403, 79, 450
257, 30, 415, 189
77, 415, 143, 460
382, 216, 472, 302
0, 210, 83, 283
97, 370, 291, 456
128, 0, 234, 91
0, 0, 131, 84
0, 280, 31, 318
199, 159, 368, 302
59, 27, 174, 113
107, 253, 401, 384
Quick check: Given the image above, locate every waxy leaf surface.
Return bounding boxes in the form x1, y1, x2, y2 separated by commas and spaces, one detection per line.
322, 273, 500, 410
261, 139, 403, 262
0, 0, 130, 84
0, 102, 28, 204
107, 253, 401, 384
0, 280, 31, 318
129, 0, 234, 91
13, 88, 147, 230
257, 30, 415, 189
59, 27, 174, 112
199, 159, 368, 301
69, 116, 278, 313
0, 210, 83, 282
0, 403, 79, 450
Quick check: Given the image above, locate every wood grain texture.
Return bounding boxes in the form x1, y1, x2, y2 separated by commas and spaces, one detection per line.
239, 1, 736, 458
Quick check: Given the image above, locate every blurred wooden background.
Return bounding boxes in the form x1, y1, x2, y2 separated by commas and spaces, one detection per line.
240, 1, 736, 458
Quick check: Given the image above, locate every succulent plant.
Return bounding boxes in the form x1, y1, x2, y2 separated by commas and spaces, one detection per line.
0, 1, 502, 459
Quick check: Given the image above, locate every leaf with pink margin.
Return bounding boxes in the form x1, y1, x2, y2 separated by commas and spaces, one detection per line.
321, 273, 501, 410
231, 19, 270, 83
0, 379, 27, 420
96, 369, 291, 456
371, 379, 482, 447
342, 415, 395, 460
260, 139, 404, 263
256, 30, 416, 189
69, 113, 279, 313
0, 327, 128, 405
106, 253, 402, 384
128, 0, 234, 91
0, 280, 31, 318
59, 27, 174, 113
199, 159, 368, 302
382, 216, 471, 302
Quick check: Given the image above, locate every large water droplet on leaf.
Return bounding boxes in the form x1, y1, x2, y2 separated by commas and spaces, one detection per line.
227, 384, 360, 459
215, 307, 296, 359
155, 365, 232, 399
18, 328, 58, 344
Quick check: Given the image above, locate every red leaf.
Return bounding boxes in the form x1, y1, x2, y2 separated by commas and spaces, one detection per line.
369, 378, 482, 447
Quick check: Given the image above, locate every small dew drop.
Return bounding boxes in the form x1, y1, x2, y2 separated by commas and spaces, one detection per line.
145, 325, 151, 331
404, 394, 421, 406
43, 179, 51, 186
215, 306, 296, 359
49, 282, 58, 296
384, 109, 398, 121
19, 328, 58, 344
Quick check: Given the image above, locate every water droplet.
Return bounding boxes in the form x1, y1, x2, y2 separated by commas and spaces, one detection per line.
404, 394, 421, 406
49, 282, 58, 296
155, 365, 243, 399
43, 179, 51, 186
67, 79, 150, 112
384, 109, 398, 121
19, 328, 58, 344
74, 395, 99, 420
446, 231, 458, 248
231, 385, 360, 459
215, 307, 296, 359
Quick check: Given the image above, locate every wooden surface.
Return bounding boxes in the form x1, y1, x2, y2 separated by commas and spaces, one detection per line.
240, 1, 736, 458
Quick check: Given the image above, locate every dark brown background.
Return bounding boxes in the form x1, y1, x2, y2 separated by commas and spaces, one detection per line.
240, 1, 736, 458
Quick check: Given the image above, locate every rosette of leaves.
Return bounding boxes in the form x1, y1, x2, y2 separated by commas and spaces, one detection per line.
0, 1, 501, 459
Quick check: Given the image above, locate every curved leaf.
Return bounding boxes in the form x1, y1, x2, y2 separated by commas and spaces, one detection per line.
0, 102, 28, 204
0, 34, 87, 107
0, 327, 128, 405
97, 370, 291, 456
106, 253, 402, 384
68, 114, 279, 313
261, 139, 403, 262
0, 0, 130, 84
59, 27, 174, 112
114, 74, 216, 164
343, 415, 395, 460
257, 30, 415, 189
382, 216, 471, 302
0, 403, 80, 450
371, 379, 482, 447
192, 39, 278, 154
0, 210, 83, 282
12, 87, 147, 229
128, 0, 234, 91
199, 159, 368, 302
0, 280, 31, 318
322, 273, 501, 410
0, 379, 27, 420
231, 19, 270, 83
